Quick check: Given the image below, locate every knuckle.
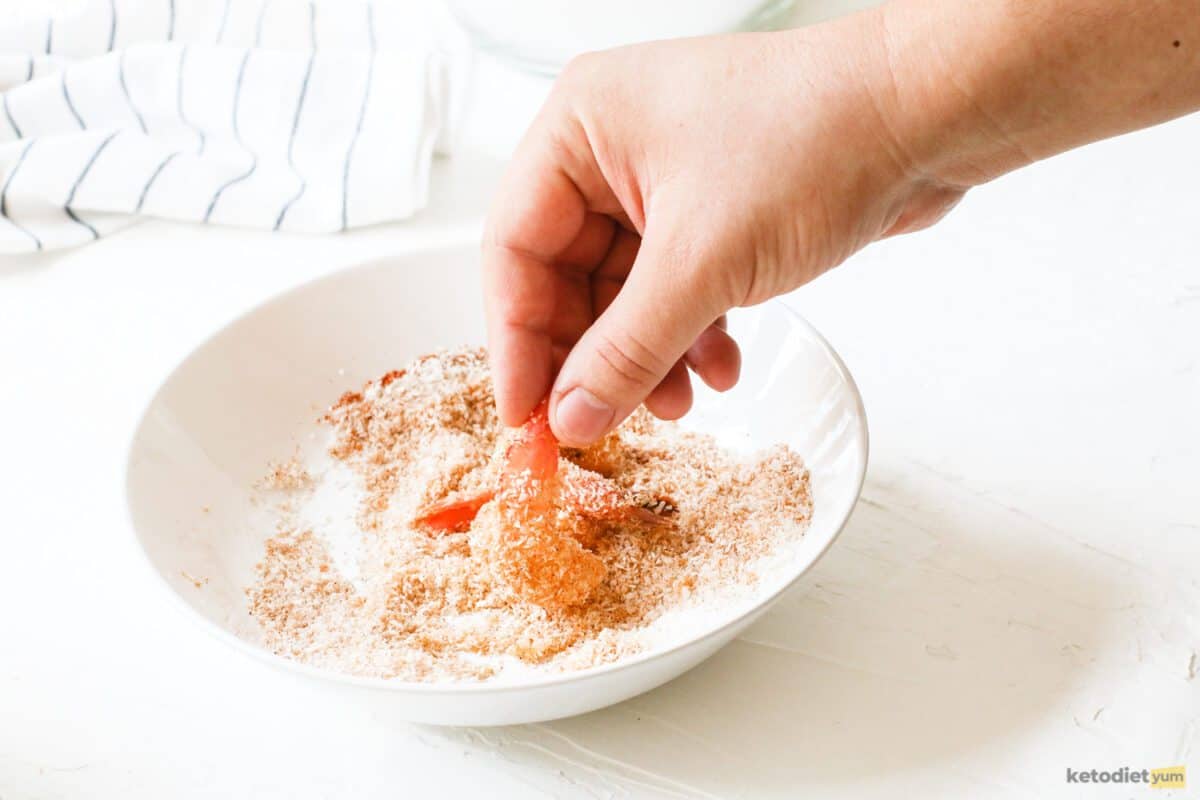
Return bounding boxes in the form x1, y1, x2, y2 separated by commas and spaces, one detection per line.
592, 330, 668, 391
555, 52, 616, 110
561, 51, 601, 84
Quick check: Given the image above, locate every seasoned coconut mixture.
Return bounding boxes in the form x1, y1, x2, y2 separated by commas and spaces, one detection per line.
246, 348, 812, 682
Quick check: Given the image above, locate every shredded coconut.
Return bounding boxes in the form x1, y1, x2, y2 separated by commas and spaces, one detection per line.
245, 347, 813, 682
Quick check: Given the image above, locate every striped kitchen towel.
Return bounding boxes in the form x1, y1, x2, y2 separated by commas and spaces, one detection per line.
0, 0, 469, 254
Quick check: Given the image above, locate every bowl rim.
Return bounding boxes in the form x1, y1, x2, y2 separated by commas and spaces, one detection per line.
123, 246, 870, 696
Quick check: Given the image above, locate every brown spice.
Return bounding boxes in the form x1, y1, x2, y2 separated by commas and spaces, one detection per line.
181, 570, 208, 589
262, 458, 312, 491
246, 348, 812, 682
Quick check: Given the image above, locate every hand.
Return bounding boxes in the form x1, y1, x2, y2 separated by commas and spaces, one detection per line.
483, 0, 1200, 445
482, 9, 965, 444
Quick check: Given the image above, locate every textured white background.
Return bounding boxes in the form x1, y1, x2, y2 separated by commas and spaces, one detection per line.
1, 1, 1197, 798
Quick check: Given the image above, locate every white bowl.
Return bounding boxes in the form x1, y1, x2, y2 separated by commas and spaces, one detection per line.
125, 244, 868, 726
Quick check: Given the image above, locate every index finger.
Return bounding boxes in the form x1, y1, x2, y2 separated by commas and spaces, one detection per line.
483, 74, 633, 423
483, 156, 587, 426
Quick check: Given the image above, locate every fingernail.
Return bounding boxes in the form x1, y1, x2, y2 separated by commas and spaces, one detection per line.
554, 387, 614, 444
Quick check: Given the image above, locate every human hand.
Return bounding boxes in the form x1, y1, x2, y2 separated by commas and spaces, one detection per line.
483, 0, 1200, 445
482, 9, 966, 444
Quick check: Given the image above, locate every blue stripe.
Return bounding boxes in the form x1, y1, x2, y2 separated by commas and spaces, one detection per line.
274, 49, 316, 231
177, 47, 205, 154
167, 0, 176, 40
45, 18, 53, 54
107, 0, 117, 50
309, 0, 317, 49
25, 55, 34, 82
0, 140, 42, 250
62, 72, 85, 129
204, 50, 256, 222
136, 151, 181, 213
63, 207, 98, 239
63, 131, 121, 240
119, 51, 147, 134
341, 6, 375, 231
3, 95, 21, 139
216, 0, 232, 43
254, 0, 270, 47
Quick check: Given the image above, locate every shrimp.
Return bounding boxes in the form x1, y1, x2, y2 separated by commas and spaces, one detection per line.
412, 399, 671, 608
413, 400, 672, 533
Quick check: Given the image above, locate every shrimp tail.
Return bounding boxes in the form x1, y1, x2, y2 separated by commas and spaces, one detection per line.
413, 490, 496, 533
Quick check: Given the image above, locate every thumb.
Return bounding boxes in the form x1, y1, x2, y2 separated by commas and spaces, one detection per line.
549, 227, 728, 445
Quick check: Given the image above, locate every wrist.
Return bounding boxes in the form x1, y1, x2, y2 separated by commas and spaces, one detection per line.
864, 0, 1038, 189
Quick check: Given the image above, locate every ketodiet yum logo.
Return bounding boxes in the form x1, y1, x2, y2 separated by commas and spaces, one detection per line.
1065, 765, 1186, 789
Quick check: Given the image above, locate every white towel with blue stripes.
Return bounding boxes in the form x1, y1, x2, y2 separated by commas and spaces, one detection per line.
0, 0, 467, 254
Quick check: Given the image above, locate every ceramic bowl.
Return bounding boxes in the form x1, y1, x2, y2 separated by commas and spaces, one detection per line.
125, 243, 867, 726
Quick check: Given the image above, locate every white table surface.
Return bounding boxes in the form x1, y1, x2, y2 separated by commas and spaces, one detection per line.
2, 9, 1199, 799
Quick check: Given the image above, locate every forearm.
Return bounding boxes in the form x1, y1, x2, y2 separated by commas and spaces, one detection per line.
874, 0, 1200, 186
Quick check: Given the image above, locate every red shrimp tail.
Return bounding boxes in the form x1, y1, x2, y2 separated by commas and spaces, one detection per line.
412, 490, 495, 533
559, 466, 676, 529
503, 398, 559, 481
